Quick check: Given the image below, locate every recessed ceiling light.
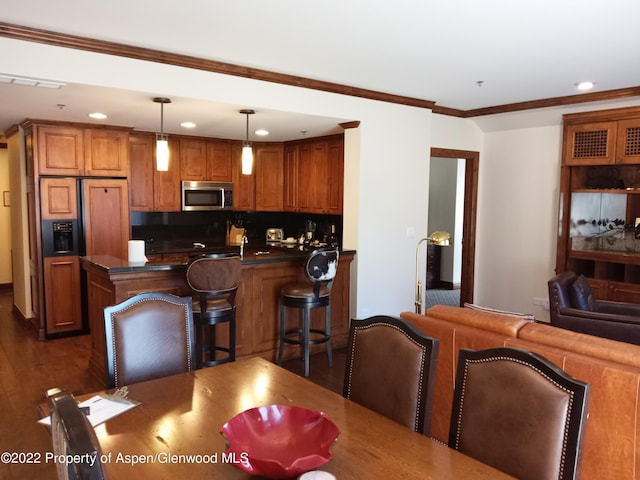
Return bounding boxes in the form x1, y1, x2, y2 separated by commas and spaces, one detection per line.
575, 81, 595, 91
88, 112, 107, 120
255, 129, 269, 136
180, 121, 196, 129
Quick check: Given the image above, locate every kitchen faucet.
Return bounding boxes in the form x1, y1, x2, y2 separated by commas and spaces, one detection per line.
240, 233, 248, 258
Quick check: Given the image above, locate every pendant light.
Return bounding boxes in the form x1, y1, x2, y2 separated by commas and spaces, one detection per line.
153, 97, 171, 171
240, 109, 255, 175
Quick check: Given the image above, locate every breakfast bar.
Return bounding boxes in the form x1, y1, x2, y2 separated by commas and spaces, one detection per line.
81, 247, 355, 385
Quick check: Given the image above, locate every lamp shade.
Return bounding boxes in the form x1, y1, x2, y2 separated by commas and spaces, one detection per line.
156, 134, 169, 171
428, 231, 451, 246
242, 145, 253, 175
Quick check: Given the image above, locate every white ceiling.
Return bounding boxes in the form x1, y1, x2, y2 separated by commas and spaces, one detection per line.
2, 0, 640, 139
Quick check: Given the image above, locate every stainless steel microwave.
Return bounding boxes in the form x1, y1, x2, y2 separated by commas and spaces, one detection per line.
181, 181, 233, 211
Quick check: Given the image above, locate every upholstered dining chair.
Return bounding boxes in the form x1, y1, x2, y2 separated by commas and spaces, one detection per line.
343, 315, 440, 435
277, 248, 339, 377
185, 253, 242, 368
449, 347, 591, 480
103, 292, 195, 388
47, 388, 105, 480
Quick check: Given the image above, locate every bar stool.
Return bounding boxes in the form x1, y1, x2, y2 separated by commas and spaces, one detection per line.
185, 253, 241, 368
277, 248, 339, 376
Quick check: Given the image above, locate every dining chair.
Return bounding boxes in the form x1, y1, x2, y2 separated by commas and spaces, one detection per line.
277, 248, 339, 377
343, 315, 440, 435
46, 388, 105, 480
185, 253, 242, 368
103, 291, 195, 388
449, 347, 591, 480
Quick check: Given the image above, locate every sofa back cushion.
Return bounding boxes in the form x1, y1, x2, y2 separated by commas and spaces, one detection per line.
424, 304, 532, 337
570, 275, 595, 311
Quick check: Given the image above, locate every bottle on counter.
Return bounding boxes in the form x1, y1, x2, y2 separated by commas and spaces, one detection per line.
329, 224, 338, 248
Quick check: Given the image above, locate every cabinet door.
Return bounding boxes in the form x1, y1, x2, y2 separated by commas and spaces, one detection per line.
36, 125, 84, 175
326, 139, 344, 214
307, 142, 329, 213
563, 122, 618, 166
40, 177, 78, 220
255, 144, 284, 211
129, 134, 155, 212
207, 141, 233, 182
82, 179, 130, 259
616, 118, 640, 164
84, 129, 129, 176
153, 139, 182, 211
283, 145, 298, 212
43, 256, 82, 335
231, 143, 255, 211
180, 139, 208, 180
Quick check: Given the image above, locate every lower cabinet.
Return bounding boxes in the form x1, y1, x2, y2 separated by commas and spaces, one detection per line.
43, 256, 83, 335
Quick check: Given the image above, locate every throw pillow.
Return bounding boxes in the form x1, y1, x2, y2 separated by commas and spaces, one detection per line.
570, 275, 594, 311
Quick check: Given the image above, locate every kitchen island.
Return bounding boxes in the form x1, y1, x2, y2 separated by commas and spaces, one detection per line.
81, 246, 355, 385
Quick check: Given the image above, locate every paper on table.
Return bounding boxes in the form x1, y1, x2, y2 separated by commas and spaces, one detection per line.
39, 394, 139, 427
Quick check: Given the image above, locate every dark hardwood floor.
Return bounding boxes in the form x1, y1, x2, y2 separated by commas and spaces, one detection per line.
0, 290, 345, 479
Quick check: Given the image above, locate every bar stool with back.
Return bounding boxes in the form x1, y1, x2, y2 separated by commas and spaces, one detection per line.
277, 248, 339, 376
185, 253, 242, 368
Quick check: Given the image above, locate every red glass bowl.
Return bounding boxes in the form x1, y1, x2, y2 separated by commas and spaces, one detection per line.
220, 405, 340, 479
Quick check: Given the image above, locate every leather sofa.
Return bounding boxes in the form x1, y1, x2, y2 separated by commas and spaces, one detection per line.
401, 304, 640, 480
549, 271, 640, 345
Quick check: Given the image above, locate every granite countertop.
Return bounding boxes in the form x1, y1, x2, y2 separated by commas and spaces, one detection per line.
81, 245, 355, 274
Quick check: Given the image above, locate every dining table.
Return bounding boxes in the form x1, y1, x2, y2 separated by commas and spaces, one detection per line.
43, 356, 514, 479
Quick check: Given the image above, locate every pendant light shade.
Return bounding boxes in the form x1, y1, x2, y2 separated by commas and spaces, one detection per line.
240, 109, 255, 175
154, 97, 171, 171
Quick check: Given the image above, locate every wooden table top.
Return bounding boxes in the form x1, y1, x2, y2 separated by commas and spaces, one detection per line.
66, 357, 514, 479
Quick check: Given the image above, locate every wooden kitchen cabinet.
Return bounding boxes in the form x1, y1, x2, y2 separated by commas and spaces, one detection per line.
231, 143, 256, 211
180, 139, 208, 180
39, 177, 78, 220
557, 106, 640, 303
129, 134, 155, 212
36, 125, 84, 175
153, 139, 182, 211
283, 135, 344, 214
283, 145, 298, 211
207, 141, 233, 182
82, 178, 130, 259
563, 107, 640, 166
255, 144, 284, 211
43, 255, 83, 335
84, 128, 129, 176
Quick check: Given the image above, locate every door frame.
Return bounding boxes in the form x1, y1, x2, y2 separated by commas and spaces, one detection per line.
430, 147, 479, 306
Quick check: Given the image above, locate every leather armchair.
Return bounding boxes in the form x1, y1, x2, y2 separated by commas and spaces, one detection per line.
548, 271, 640, 345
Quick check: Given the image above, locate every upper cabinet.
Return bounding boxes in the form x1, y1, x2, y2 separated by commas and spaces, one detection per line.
36, 125, 84, 175
33, 123, 129, 176
563, 108, 640, 166
84, 128, 129, 176
284, 135, 344, 214
129, 134, 156, 212
255, 144, 284, 212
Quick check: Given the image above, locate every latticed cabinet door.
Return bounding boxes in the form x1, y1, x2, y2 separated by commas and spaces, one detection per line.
616, 119, 640, 164
563, 121, 618, 165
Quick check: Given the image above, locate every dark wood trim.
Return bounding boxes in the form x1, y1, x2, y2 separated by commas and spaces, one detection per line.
0, 22, 435, 110
463, 87, 640, 118
430, 147, 479, 307
0, 142, 7, 149
339, 121, 361, 129
2, 22, 638, 118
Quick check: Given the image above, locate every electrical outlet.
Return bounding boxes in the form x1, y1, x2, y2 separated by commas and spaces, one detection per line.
533, 297, 550, 309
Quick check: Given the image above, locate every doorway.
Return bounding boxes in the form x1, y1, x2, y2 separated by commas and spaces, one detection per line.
427, 147, 479, 307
